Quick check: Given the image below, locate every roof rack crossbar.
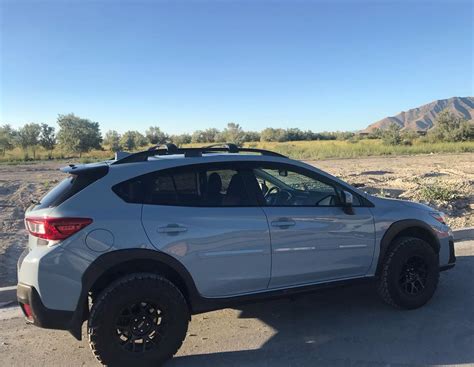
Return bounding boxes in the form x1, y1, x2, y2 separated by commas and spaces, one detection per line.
112, 143, 286, 165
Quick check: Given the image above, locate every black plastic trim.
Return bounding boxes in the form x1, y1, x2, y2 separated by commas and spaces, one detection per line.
375, 219, 441, 277
440, 264, 455, 271
191, 277, 375, 314
17, 283, 75, 331
448, 240, 456, 264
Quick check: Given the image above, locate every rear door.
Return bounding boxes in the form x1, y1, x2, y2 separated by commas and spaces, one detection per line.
139, 162, 271, 298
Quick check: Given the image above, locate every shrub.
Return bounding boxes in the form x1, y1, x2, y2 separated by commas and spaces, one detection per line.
418, 182, 461, 203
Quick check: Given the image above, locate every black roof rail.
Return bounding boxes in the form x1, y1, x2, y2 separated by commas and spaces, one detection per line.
204, 143, 239, 153
112, 143, 286, 165
148, 143, 179, 153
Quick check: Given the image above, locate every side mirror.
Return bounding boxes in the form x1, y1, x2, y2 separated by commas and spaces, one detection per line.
278, 169, 288, 177
341, 191, 354, 214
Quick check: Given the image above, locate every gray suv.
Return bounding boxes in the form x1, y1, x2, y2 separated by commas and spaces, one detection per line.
17, 144, 456, 366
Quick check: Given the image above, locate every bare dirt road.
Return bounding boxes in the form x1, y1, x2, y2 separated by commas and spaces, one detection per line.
0, 240, 473, 367
1, 153, 473, 286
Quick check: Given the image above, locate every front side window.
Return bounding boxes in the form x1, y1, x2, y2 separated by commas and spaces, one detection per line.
253, 166, 343, 207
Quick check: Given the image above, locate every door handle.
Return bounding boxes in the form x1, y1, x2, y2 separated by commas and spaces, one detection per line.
157, 225, 188, 234
271, 219, 296, 228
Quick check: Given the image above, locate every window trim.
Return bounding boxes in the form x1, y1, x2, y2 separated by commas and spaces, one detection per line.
112, 160, 373, 208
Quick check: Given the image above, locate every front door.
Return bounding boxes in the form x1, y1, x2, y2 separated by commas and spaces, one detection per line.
251, 163, 375, 288
140, 163, 271, 298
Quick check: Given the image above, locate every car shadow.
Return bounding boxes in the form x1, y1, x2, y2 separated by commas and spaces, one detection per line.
168, 255, 474, 367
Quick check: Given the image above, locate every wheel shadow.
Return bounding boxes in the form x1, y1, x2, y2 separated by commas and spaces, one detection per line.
168, 255, 474, 367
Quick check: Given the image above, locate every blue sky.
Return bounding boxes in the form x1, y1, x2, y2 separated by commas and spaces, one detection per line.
1, 0, 472, 134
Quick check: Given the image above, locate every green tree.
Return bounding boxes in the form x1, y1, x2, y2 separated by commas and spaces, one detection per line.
16, 123, 41, 159
56, 114, 102, 157
0, 124, 16, 156
219, 123, 245, 145
368, 128, 383, 139
242, 131, 260, 142
145, 126, 167, 145
120, 131, 147, 151
400, 129, 418, 146
382, 123, 402, 145
169, 133, 192, 146
260, 128, 288, 142
286, 128, 305, 141
103, 130, 122, 152
191, 128, 220, 143
39, 123, 56, 158
429, 110, 473, 142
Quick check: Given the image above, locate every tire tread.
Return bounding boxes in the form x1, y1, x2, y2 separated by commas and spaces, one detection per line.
88, 273, 188, 366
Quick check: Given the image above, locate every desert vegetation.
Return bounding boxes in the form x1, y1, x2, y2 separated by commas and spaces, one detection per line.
0, 110, 472, 163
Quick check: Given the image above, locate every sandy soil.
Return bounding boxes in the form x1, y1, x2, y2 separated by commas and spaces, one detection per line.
0, 153, 473, 287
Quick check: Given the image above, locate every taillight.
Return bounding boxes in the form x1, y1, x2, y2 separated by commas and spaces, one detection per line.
25, 217, 92, 240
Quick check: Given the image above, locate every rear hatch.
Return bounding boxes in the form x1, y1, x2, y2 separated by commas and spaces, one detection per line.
24, 162, 109, 248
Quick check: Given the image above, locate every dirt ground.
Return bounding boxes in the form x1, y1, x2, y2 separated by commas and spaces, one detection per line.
1, 153, 473, 287
0, 241, 472, 366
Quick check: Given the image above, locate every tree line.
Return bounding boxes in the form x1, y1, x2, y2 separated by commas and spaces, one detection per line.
0, 110, 472, 159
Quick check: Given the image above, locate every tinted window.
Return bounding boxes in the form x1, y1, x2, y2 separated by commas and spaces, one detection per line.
35, 169, 108, 209
35, 177, 74, 209
148, 170, 200, 206
113, 165, 257, 207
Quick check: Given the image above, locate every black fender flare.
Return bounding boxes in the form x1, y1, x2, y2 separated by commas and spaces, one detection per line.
69, 249, 201, 340
375, 219, 440, 276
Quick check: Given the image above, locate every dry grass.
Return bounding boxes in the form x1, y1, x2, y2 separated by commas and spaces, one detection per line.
1, 139, 473, 163
244, 140, 474, 160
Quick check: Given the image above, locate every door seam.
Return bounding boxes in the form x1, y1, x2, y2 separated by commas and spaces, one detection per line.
259, 206, 273, 289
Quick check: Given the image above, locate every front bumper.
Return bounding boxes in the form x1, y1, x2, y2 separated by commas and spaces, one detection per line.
439, 239, 456, 271
17, 283, 75, 330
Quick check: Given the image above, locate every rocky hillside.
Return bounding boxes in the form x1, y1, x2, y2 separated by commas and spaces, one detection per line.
365, 96, 474, 131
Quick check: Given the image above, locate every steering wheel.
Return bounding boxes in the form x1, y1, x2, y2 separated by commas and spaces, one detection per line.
265, 186, 293, 205
264, 186, 279, 205
264, 186, 279, 198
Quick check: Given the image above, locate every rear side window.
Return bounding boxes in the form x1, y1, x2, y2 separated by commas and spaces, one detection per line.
113, 165, 256, 207
34, 169, 108, 209
148, 171, 200, 206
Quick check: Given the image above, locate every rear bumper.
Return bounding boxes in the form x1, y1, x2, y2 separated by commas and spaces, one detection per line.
17, 283, 74, 330
16, 242, 90, 340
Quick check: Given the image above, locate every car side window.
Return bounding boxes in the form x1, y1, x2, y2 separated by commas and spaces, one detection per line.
113, 165, 257, 207
148, 170, 200, 206
253, 166, 353, 207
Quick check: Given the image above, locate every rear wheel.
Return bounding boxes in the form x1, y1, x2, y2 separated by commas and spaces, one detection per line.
377, 236, 439, 309
88, 273, 189, 366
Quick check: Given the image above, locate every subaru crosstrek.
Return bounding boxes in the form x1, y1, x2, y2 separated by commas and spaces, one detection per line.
17, 144, 456, 366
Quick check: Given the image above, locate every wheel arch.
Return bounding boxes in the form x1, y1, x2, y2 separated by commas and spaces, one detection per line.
69, 249, 200, 340
376, 219, 440, 277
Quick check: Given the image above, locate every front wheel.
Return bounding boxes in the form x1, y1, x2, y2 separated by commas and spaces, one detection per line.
377, 236, 439, 309
88, 273, 189, 366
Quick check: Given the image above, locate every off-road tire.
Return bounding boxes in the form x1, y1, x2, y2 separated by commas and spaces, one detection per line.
88, 273, 189, 366
377, 236, 439, 309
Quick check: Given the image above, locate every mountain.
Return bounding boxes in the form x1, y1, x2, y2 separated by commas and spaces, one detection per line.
364, 96, 474, 131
